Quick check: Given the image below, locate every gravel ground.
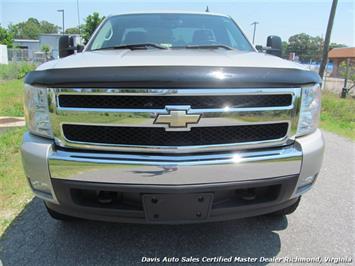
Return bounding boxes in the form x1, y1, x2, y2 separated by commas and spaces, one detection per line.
0, 131, 354, 265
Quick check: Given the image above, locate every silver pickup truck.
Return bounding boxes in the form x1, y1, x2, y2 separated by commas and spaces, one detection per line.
21, 12, 324, 224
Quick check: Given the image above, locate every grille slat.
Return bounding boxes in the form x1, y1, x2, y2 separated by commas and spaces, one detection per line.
58, 94, 292, 109
62, 123, 289, 147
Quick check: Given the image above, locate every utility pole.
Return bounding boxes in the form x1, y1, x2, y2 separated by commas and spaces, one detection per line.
77, 0, 81, 36
57, 9, 65, 35
319, 0, 338, 79
251, 21, 259, 44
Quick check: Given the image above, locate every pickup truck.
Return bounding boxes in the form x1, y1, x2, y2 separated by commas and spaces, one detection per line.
22, 12, 324, 224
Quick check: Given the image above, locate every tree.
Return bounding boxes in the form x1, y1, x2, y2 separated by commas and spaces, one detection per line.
40, 21, 60, 34
41, 44, 50, 53
287, 33, 322, 63
41, 44, 51, 60
9, 18, 59, 39
281, 41, 288, 59
81, 12, 105, 44
65, 27, 80, 34
329, 42, 346, 49
0, 25, 13, 47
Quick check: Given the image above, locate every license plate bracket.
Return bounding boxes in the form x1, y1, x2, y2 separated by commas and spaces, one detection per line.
143, 193, 213, 222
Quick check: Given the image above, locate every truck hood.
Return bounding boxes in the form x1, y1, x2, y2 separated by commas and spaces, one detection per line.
37, 49, 305, 70
27, 50, 321, 88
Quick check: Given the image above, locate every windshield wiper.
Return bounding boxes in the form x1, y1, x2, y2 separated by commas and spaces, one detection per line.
92, 43, 168, 51
183, 44, 233, 50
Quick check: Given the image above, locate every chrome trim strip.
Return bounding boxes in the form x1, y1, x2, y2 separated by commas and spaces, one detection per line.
48, 143, 302, 185
57, 132, 291, 154
48, 88, 301, 153
55, 88, 298, 96
55, 105, 294, 113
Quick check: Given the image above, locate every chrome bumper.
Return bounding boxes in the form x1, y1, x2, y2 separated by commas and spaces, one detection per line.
21, 130, 324, 203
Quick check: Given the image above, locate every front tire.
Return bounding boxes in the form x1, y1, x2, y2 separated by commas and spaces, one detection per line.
44, 202, 77, 221
268, 197, 301, 216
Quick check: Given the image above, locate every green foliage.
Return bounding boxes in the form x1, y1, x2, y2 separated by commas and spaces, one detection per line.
286, 33, 346, 63
9, 18, 59, 39
17, 62, 36, 79
65, 27, 80, 34
321, 90, 355, 140
81, 12, 105, 44
40, 20, 60, 34
0, 24, 13, 47
329, 43, 347, 49
339, 60, 355, 86
287, 33, 323, 63
41, 44, 51, 53
0, 62, 36, 80
281, 41, 288, 58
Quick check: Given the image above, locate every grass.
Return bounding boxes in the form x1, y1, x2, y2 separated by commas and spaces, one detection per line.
0, 127, 32, 235
0, 79, 24, 117
0, 61, 36, 80
320, 90, 355, 140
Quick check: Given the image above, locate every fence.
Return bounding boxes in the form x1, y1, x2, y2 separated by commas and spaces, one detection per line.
7, 48, 29, 62
8, 48, 49, 64
323, 77, 354, 97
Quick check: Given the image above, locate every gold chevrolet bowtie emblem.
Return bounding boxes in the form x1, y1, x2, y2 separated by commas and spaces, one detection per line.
154, 110, 201, 129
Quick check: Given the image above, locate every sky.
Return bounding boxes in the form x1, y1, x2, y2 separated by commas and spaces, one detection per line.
0, 0, 354, 46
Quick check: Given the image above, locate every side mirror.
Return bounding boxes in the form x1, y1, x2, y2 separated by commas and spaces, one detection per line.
59, 35, 83, 58
77, 44, 84, 52
266, 35, 282, 57
255, 45, 263, 52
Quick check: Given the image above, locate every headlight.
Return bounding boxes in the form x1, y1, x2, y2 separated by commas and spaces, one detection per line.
296, 84, 321, 137
24, 84, 53, 138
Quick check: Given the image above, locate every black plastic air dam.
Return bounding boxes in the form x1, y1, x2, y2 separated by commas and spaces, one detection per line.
46, 175, 299, 224
25, 66, 321, 88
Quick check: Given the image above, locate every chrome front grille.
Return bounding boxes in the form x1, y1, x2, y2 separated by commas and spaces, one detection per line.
48, 88, 301, 153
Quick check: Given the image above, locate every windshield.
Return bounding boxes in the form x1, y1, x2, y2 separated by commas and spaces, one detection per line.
88, 13, 254, 51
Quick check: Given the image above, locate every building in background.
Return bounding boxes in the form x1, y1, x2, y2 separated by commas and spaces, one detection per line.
0, 45, 9, 64
10, 34, 81, 62
11, 39, 40, 61
39, 34, 81, 59
328, 47, 355, 77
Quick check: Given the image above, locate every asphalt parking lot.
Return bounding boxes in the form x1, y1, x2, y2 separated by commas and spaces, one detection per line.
0, 131, 354, 265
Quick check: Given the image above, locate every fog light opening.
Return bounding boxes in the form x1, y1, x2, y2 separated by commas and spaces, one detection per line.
28, 178, 52, 195
303, 174, 317, 186
28, 178, 55, 201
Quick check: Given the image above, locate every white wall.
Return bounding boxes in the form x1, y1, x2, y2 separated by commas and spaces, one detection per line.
0, 45, 9, 64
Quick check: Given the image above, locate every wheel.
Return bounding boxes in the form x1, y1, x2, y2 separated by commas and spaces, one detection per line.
44, 202, 77, 221
268, 197, 301, 217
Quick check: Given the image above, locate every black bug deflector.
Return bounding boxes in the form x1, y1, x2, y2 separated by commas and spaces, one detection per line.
25, 66, 321, 88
